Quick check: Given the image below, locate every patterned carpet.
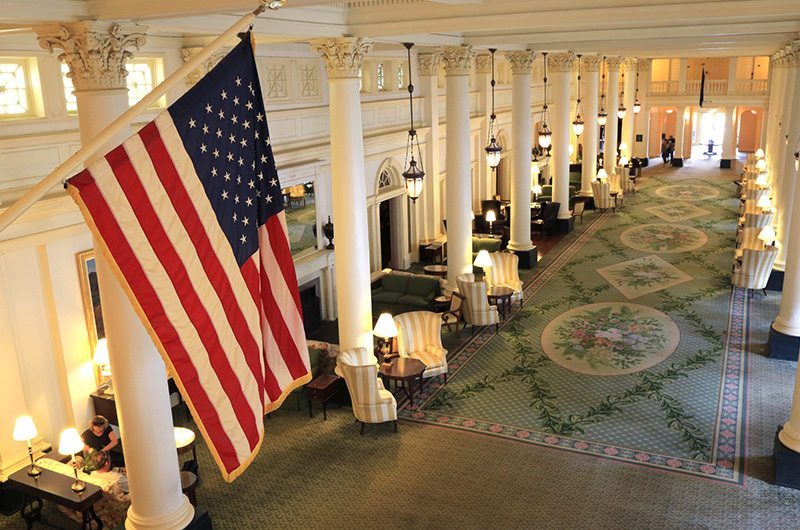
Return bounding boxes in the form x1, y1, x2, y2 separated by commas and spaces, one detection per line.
399, 161, 748, 482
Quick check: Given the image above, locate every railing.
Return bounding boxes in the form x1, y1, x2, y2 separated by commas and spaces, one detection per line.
649, 78, 768, 96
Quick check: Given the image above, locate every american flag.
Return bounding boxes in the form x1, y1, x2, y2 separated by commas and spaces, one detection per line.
67, 35, 311, 482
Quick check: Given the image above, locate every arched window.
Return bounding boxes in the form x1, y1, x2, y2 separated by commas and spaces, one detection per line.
378, 170, 393, 189
0, 60, 33, 116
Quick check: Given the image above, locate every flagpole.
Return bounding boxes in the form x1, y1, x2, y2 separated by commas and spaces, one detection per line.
0, 0, 272, 235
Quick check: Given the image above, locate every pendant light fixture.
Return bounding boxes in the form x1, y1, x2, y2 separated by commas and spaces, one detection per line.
617, 68, 627, 120
401, 42, 424, 202
633, 67, 641, 114
597, 56, 607, 126
538, 52, 552, 150
572, 54, 584, 136
484, 48, 502, 169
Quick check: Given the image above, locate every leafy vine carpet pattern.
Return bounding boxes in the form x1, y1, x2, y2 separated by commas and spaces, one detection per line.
399, 169, 747, 483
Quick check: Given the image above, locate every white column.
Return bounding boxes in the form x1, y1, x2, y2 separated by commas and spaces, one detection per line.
633, 59, 651, 158
441, 46, 477, 288
37, 22, 195, 530
721, 106, 737, 166
604, 57, 623, 171
621, 58, 637, 159
774, 44, 800, 270
311, 37, 374, 352
475, 53, 493, 210
505, 51, 535, 251
678, 58, 688, 93
727, 57, 738, 94
549, 52, 576, 221
767, 50, 789, 189
418, 52, 443, 240
580, 55, 601, 195
673, 105, 687, 163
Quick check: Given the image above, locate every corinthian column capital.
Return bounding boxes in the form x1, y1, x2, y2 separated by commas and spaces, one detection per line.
440, 46, 477, 75
606, 56, 624, 71
582, 55, 603, 72
548, 52, 576, 73
417, 51, 443, 76
36, 21, 147, 91
637, 58, 653, 72
181, 47, 229, 86
504, 51, 536, 74
310, 37, 373, 79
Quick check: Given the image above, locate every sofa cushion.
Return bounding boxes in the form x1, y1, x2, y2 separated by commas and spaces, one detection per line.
473, 237, 502, 253
406, 276, 439, 297
397, 294, 430, 308
382, 274, 409, 293
372, 291, 399, 304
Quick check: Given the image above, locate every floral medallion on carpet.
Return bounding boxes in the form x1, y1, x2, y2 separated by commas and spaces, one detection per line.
398, 168, 747, 484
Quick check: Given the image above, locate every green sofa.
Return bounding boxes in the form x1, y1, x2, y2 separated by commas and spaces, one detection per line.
472, 236, 502, 259
371, 273, 441, 315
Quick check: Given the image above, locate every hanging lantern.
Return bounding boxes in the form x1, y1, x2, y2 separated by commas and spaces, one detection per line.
572, 54, 584, 136
617, 104, 627, 120
485, 49, 502, 169
633, 69, 641, 114
401, 43, 424, 202
597, 109, 607, 126
598, 56, 607, 126
633, 99, 641, 114
538, 53, 552, 149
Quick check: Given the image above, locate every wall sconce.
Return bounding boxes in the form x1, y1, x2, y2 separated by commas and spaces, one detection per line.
13, 415, 41, 477
58, 428, 86, 492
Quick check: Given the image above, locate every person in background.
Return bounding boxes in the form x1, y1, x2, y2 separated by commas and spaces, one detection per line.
667, 136, 676, 162
661, 138, 670, 163
82, 415, 125, 468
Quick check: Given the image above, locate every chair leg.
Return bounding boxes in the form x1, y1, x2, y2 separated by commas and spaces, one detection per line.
393, 420, 398, 433
360, 421, 365, 435
763, 288, 768, 296
443, 373, 448, 385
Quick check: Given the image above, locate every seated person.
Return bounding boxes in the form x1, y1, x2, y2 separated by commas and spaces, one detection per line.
84, 450, 129, 498
82, 415, 125, 468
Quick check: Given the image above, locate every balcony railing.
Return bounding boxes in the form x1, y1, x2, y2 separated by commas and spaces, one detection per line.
648, 78, 768, 96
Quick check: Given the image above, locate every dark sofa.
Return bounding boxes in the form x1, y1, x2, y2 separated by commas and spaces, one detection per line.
371, 273, 441, 315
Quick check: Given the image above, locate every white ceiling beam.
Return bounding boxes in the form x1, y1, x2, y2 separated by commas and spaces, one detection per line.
0, 0, 87, 25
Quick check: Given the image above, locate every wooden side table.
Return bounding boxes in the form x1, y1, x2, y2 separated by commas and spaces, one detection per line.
180, 471, 198, 506
487, 286, 514, 320
306, 374, 341, 420
379, 357, 426, 406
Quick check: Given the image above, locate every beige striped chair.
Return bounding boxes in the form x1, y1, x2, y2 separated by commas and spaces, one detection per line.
485, 251, 523, 308
741, 199, 761, 215
394, 311, 448, 383
456, 275, 500, 332
608, 172, 624, 204
735, 227, 765, 259
335, 347, 397, 434
591, 180, 615, 212
738, 212, 772, 231
741, 188, 768, 203
732, 246, 778, 297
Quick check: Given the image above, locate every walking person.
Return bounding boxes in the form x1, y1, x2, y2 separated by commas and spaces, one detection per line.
661, 138, 669, 164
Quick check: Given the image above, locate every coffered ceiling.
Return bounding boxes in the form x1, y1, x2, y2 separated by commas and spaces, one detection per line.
2, 0, 798, 57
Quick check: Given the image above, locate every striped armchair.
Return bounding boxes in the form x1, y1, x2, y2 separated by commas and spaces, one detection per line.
456, 276, 500, 332
732, 245, 777, 297
738, 212, 772, 230
485, 251, 523, 307
741, 188, 768, 203
335, 347, 397, 434
608, 172, 624, 203
591, 180, 615, 212
394, 311, 448, 383
741, 199, 761, 215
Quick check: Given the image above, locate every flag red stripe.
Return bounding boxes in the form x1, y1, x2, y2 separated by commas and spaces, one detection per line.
241, 259, 261, 316
266, 215, 303, 316
105, 144, 261, 450
69, 169, 242, 473
140, 122, 266, 399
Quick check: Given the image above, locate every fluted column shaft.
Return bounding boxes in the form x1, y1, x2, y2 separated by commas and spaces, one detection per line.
673, 105, 687, 160
506, 51, 535, 251
580, 56, 601, 195
475, 54, 493, 207
633, 59, 652, 158
621, 58, 637, 158
418, 52, 443, 241
37, 22, 195, 530
441, 46, 477, 288
721, 106, 737, 164
311, 38, 374, 351
604, 57, 622, 171
550, 52, 576, 220
775, 46, 800, 269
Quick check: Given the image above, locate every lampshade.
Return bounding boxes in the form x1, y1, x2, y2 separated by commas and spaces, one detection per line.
174, 426, 196, 449
596, 167, 608, 180
757, 195, 772, 210
758, 225, 776, 243
597, 110, 607, 126
403, 161, 424, 202
633, 99, 641, 114
532, 183, 542, 195
755, 172, 769, 186
755, 148, 765, 159
373, 313, 398, 339
530, 161, 540, 176
485, 138, 502, 168
13, 415, 38, 442
485, 210, 497, 223
58, 428, 84, 456
473, 249, 492, 268
538, 129, 552, 149
93, 338, 109, 367
572, 118, 584, 136
619, 142, 628, 153
755, 158, 767, 171
617, 105, 626, 119
619, 155, 629, 166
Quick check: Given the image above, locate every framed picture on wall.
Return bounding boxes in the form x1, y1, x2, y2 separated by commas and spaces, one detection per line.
77, 249, 105, 386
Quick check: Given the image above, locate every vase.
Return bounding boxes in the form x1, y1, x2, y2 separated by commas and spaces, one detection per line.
322, 216, 334, 249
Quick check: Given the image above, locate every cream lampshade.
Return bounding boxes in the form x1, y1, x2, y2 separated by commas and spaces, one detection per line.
93, 338, 114, 395
757, 195, 772, 211
13, 415, 41, 476
373, 313, 398, 339
596, 167, 608, 181
58, 427, 86, 492
755, 148, 765, 159
755, 172, 769, 187
619, 155, 629, 166
532, 183, 543, 195
473, 249, 492, 269
530, 161, 540, 177
485, 210, 496, 223
758, 225, 776, 244
755, 158, 767, 171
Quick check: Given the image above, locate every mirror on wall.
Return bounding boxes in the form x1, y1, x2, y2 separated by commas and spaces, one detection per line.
77, 249, 105, 386
281, 180, 318, 256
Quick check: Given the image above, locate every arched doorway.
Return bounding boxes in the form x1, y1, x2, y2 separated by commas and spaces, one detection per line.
368, 160, 411, 272
738, 108, 760, 153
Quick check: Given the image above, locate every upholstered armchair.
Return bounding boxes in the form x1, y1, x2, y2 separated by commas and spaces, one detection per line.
441, 292, 465, 336
732, 246, 778, 297
741, 188, 768, 204
456, 276, 500, 332
591, 180, 615, 212
394, 311, 448, 383
738, 212, 772, 231
335, 347, 397, 434
571, 199, 586, 224
608, 172, 624, 203
735, 227, 765, 259
287, 184, 306, 208
485, 251, 523, 307
741, 199, 760, 215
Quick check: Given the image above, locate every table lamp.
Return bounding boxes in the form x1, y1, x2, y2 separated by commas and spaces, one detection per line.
474, 249, 492, 277
596, 167, 608, 181
755, 158, 767, 171
13, 415, 41, 476
755, 148, 765, 159
532, 183, 542, 203
758, 225, 776, 245
93, 338, 113, 395
756, 194, 772, 212
373, 313, 398, 365
485, 210, 496, 234
58, 428, 86, 492
755, 172, 769, 187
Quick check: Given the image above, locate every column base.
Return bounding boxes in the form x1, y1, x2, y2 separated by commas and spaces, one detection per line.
720, 159, 733, 168
766, 268, 784, 291
774, 427, 800, 490
768, 324, 800, 361
671, 158, 684, 167
514, 247, 538, 269
185, 508, 213, 530
555, 217, 574, 234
